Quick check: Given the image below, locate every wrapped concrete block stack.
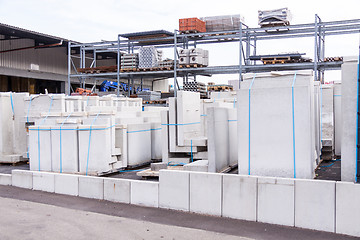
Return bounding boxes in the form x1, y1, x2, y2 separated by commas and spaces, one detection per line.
137, 91, 161, 101
139, 46, 162, 69
158, 59, 177, 68
200, 15, 244, 32
121, 53, 139, 69
179, 48, 209, 66
258, 7, 292, 27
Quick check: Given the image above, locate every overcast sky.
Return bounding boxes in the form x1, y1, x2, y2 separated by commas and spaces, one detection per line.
0, 0, 359, 83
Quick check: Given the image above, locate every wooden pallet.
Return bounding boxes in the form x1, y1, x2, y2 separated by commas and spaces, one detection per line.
262, 57, 312, 65
324, 57, 343, 62
179, 64, 205, 68
208, 85, 233, 91
260, 21, 290, 28
120, 68, 138, 72
179, 30, 203, 34
77, 65, 117, 74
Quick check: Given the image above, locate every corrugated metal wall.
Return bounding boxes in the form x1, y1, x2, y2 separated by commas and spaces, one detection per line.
0, 38, 68, 75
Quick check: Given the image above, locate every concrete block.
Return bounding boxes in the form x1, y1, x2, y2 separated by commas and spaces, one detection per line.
104, 178, 131, 204
333, 83, 341, 156
257, 177, 294, 226
151, 122, 162, 160
32, 171, 55, 193
222, 175, 257, 221
29, 126, 52, 171
183, 160, 208, 172
0, 173, 12, 185
190, 172, 222, 216
127, 123, 152, 166
11, 170, 33, 189
131, 180, 159, 208
151, 162, 167, 171
54, 173, 79, 196
159, 170, 189, 211
336, 182, 360, 237
295, 179, 335, 232
78, 176, 104, 200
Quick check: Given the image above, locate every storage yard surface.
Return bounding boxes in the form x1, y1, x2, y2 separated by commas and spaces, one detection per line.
0, 185, 356, 240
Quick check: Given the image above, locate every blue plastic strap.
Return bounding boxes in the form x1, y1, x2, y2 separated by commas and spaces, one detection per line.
200, 114, 207, 117
59, 112, 73, 173
127, 128, 162, 134
248, 74, 256, 175
86, 112, 100, 176
162, 122, 201, 126
233, 98, 236, 108
26, 97, 33, 123
291, 72, 297, 178
10, 93, 15, 117
356, 56, 360, 182
39, 96, 54, 126
334, 95, 342, 97
228, 119, 237, 122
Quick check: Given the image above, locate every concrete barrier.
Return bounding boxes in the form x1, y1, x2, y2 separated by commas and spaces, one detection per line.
190, 172, 222, 216
104, 178, 131, 204
336, 182, 360, 237
0, 173, 11, 185
54, 173, 79, 196
257, 177, 294, 226
159, 170, 189, 211
130, 180, 159, 208
11, 170, 33, 189
295, 179, 335, 232
32, 171, 55, 193
78, 175, 104, 200
222, 174, 257, 221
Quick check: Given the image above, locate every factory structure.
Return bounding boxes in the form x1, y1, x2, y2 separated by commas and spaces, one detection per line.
1, 8, 360, 238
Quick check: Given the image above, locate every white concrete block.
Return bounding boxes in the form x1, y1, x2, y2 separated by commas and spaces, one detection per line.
151, 122, 162, 160
295, 179, 335, 232
333, 83, 341, 156
11, 170, 33, 189
0, 173, 12, 185
29, 126, 52, 171
336, 182, 360, 237
131, 180, 159, 208
190, 172, 222, 216
32, 171, 55, 193
127, 123, 152, 166
104, 178, 131, 203
159, 170, 189, 211
257, 177, 294, 226
222, 175, 257, 221
54, 173, 79, 196
78, 176, 104, 200
183, 160, 208, 172
341, 57, 358, 182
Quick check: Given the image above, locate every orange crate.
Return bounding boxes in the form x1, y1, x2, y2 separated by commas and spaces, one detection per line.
179, 18, 206, 32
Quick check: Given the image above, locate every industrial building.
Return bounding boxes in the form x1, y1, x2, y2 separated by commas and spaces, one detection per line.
1, 9, 360, 239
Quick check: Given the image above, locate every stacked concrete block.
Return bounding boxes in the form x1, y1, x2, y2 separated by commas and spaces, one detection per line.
0, 93, 17, 162
11, 170, 33, 189
121, 53, 139, 69
190, 172, 222, 216
341, 56, 358, 182
222, 175, 257, 221
179, 49, 190, 65
159, 170, 190, 211
130, 180, 159, 207
313, 81, 322, 165
127, 123, 152, 166
183, 160, 208, 172
78, 175, 104, 199
257, 177, 295, 226
138, 46, 162, 69
150, 122, 162, 160
333, 83, 341, 157
104, 178, 131, 203
295, 179, 335, 232
238, 70, 316, 179
137, 91, 161, 101
321, 84, 334, 160
200, 14, 244, 32
336, 182, 360, 237
189, 48, 209, 66
29, 125, 53, 171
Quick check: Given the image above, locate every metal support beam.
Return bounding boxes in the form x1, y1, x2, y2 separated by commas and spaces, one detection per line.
174, 30, 178, 97
67, 42, 71, 95
356, 44, 360, 183
117, 35, 121, 97
239, 22, 243, 88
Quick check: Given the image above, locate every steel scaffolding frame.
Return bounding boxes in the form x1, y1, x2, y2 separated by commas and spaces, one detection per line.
67, 16, 360, 96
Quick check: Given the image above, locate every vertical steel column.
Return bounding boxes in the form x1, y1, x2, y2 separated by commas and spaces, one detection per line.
93, 50, 97, 68
246, 30, 251, 65
174, 30, 178, 97
117, 35, 121, 97
314, 14, 319, 82
356, 44, 360, 183
239, 22, 243, 89
253, 36, 257, 65
67, 42, 71, 95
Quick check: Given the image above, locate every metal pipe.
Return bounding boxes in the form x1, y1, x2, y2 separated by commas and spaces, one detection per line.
174, 29, 178, 97
117, 35, 121, 97
67, 42, 71, 95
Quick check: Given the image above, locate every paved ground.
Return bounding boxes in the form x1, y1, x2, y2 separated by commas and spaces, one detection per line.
315, 159, 341, 181
0, 185, 357, 240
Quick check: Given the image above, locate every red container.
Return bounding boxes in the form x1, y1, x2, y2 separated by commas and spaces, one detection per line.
179, 18, 206, 33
